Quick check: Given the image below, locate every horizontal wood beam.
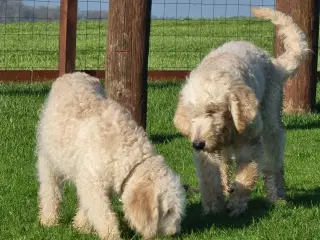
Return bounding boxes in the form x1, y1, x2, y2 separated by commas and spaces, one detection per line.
1, 69, 317, 83
0, 70, 191, 82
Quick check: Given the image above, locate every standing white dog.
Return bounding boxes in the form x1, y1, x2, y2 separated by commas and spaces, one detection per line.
174, 8, 308, 216
36, 72, 186, 239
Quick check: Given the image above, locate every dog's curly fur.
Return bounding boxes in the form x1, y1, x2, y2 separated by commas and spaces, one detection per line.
36, 72, 186, 239
173, 8, 309, 217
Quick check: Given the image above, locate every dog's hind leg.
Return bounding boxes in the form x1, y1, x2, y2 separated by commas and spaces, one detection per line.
262, 128, 286, 202
76, 175, 121, 240
194, 151, 225, 214
227, 137, 261, 217
37, 153, 62, 226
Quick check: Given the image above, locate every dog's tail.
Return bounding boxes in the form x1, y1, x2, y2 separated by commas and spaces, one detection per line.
252, 7, 309, 79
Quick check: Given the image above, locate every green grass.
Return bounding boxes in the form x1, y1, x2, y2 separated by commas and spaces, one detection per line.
0, 19, 275, 70
1, 17, 320, 239
1, 81, 320, 239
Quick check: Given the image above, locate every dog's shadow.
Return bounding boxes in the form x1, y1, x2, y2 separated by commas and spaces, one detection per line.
181, 197, 273, 235
287, 186, 320, 208
60, 186, 320, 239
285, 120, 320, 130
182, 186, 320, 236
0, 86, 50, 96
149, 133, 183, 144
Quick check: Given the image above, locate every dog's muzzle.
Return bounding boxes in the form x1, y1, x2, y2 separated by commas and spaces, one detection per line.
192, 140, 205, 150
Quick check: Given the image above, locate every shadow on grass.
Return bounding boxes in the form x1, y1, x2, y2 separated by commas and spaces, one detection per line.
58, 188, 274, 239
150, 133, 183, 144
285, 119, 320, 130
287, 187, 320, 208
148, 81, 183, 89
284, 101, 320, 130
0, 87, 50, 96
314, 102, 320, 113
182, 198, 273, 235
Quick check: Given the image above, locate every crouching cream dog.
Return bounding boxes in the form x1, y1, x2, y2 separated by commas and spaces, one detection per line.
36, 72, 186, 239
174, 8, 308, 217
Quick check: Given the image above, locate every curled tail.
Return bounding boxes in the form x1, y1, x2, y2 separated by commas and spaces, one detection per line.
252, 7, 309, 79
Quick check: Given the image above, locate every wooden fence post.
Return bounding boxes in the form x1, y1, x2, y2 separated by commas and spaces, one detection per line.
105, 0, 152, 129
275, 0, 319, 113
59, 0, 78, 76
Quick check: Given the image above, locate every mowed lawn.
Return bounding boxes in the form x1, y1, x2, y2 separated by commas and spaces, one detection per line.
1, 18, 320, 239
1, 81, 320, 239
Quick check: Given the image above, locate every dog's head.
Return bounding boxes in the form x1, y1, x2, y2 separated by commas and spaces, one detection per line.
122, 157, 186, 239
176, 83, 259, 152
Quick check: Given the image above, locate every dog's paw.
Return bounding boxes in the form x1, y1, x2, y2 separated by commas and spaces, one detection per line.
226, 185, 251, 217
227, 191, 249, 217
226, 200, 248, 217
100, 227, 122, 240
202, 198, 225, 215
72, 214, 92, 234
39, 215, 59, 226
267, 194, 286, 203
269, 195, 287, 206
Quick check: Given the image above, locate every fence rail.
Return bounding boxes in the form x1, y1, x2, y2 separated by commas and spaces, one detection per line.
0, 69, 190, 82
1, 69, 319, 83
0, 0, 318, 81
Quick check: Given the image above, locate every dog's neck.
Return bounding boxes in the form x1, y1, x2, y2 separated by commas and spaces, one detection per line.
119, 156, 152, 195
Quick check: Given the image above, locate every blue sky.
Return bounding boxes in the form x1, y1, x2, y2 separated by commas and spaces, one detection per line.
24, 0, 275, 18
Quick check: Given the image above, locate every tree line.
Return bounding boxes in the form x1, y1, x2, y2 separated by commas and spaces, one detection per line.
0, 1, 108, 22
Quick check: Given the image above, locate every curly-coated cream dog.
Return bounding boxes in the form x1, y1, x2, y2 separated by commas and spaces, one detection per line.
173, 8, 308, 217
36, 72, 186, 239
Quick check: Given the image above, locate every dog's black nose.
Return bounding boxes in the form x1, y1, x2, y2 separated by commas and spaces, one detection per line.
192, 141, 205, 150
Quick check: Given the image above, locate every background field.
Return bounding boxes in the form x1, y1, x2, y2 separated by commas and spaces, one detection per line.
1, 19, 320, 240
1, 18, 274, 70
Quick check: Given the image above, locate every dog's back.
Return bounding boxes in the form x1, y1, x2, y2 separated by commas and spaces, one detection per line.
37, 72, 154, 182
45, 72, 106, 118
36, 73, 108, 178
36, 73, 186, 238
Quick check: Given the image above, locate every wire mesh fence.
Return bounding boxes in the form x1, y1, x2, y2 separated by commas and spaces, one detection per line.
149, 0, 276, 70
0, 0, 276, 71
76, 0, 108, 70
0, 0, 60, 70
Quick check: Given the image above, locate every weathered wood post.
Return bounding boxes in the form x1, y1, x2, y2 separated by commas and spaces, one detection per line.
105, 0, 152, 129
275, 0, 319, 113
59, 0, 78, 76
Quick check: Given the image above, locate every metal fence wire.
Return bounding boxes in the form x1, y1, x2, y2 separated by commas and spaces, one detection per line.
0, 0, 276, 71
0, 0, 60, 70
149, 0, 275, 70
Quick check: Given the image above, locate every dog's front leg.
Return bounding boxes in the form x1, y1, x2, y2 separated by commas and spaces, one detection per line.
76, 176, 121, 240
227, 136, 261, 217
194, 151, 225, 214
220, 149, 233, 196
37, 154, 63, 226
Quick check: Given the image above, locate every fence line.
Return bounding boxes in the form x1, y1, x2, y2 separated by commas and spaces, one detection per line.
1, 69, 319, 83
0, 0, 318, 82
0, 0, 319, 115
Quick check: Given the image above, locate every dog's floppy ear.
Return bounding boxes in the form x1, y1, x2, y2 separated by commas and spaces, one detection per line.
174, 94, 191, 138
124, 180, 159, 238
228, 84, 258, 134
